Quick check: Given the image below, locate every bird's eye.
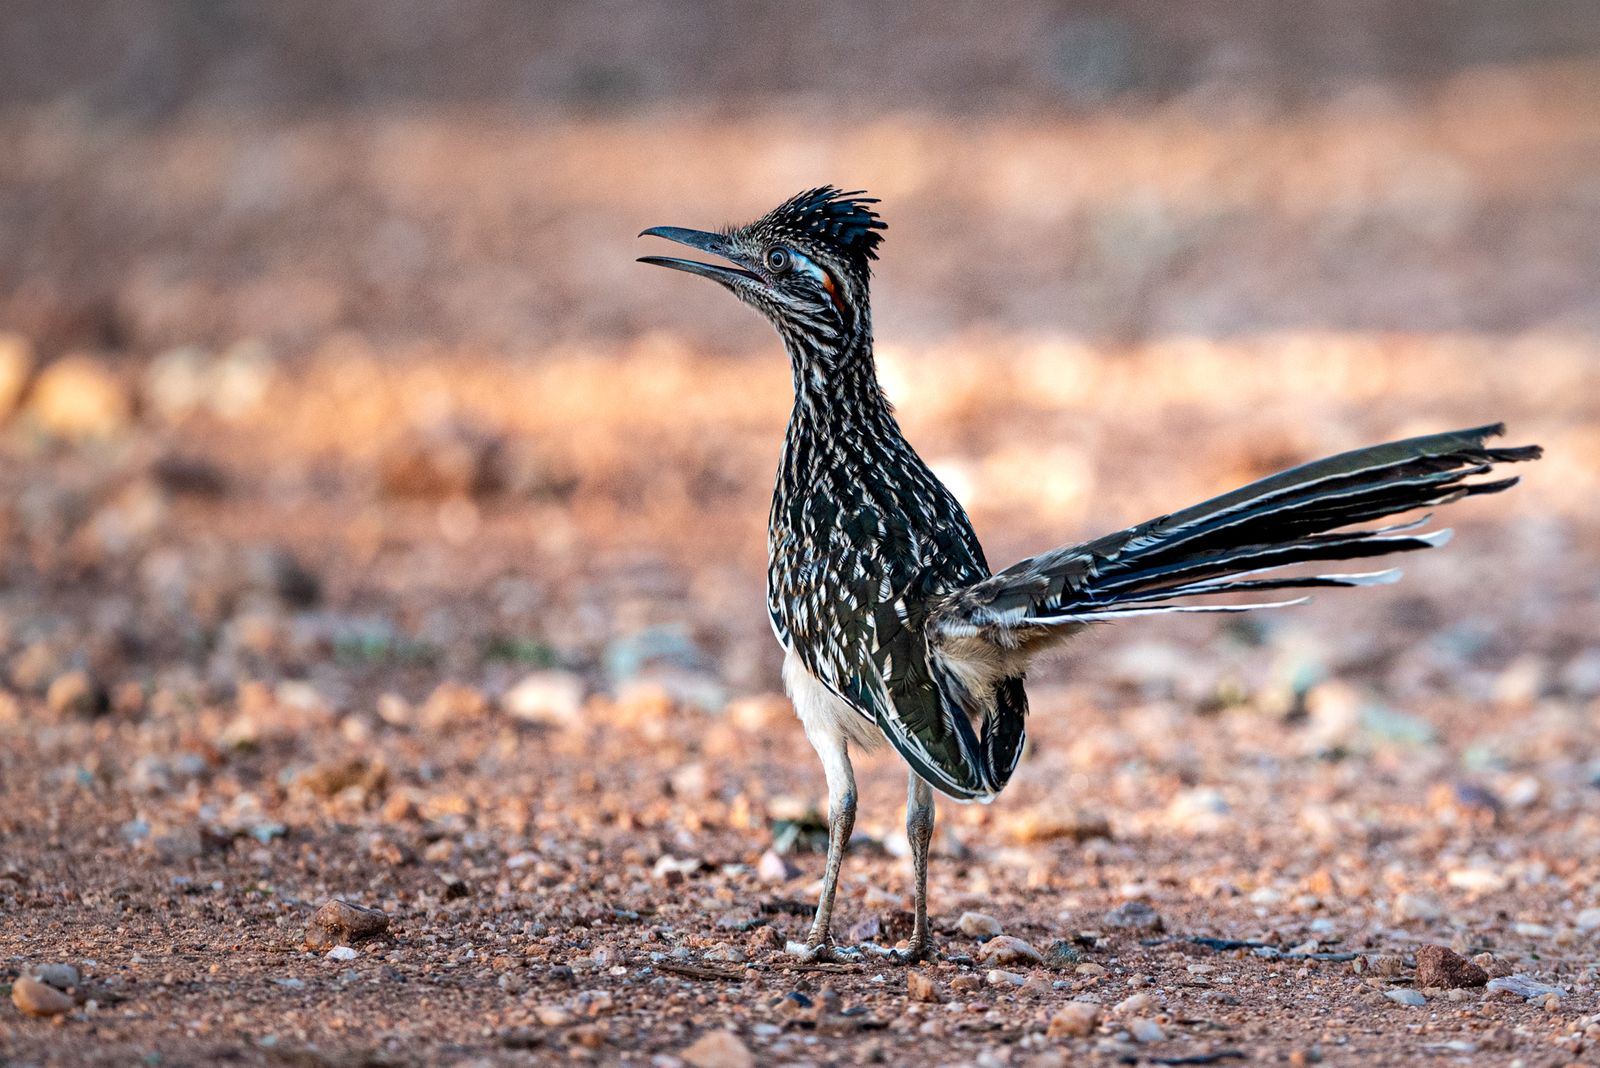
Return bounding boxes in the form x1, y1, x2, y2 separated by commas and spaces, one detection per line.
764, 247, 791, 273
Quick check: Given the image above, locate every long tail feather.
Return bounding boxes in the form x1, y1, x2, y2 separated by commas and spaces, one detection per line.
932, 424, 1541, 639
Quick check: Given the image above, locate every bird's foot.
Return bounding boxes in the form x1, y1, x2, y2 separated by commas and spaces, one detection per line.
784, 939, 862, 963
859, 939, 935, 964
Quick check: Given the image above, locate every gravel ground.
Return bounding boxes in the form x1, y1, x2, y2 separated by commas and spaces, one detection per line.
0, 333, 1595, 1067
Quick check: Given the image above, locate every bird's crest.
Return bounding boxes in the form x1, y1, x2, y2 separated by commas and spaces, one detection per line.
757, 187, 887, 273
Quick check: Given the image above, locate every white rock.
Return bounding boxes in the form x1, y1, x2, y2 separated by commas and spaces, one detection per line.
986, 968, 1026, 987
1115, 992, 1154, 1014
536, 1004, 575, 1026
1165, 787, 1231, 833
652, 854, 702, 880
756, 849, 798, 884
1046, 1001, 1101, 1038
326, 946, 359, 961
1386, 989, 1427, 1007
31, 353, 131, 439
957, 911, 1002, 938
1559, 648, 1600, 697
1487, 974, 1563, 1000
1446, 868, 1508, 894
502, 671, 585, 727
978, 935, 1043, 966
1502, 776, 1541, 809
1393, 892, 1444, 922
680, 1030, 755, 1068
1575, 907, 1600, 931
29, 963, 80, 990
1128, 1017, 1166, 1042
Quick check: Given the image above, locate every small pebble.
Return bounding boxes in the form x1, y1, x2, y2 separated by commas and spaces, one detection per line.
1393, 892, 1444, 922
957, 911, 1002, 939
12, 975, 74, 1017
1414, 944, 1487, 989
304, 899, 389, 950
1446, 868, 1508, 894
756, 849, 798, 883
1366, 954, 1406, 977
907, 970, 942, 1003
1102, 901, 1164, 931
1386, 989, 1427, 1007
986, 968, 1026, 987
29, 963, 80, 990
29, 353, 131, 439
1487, 974, 1563, 1001
1115, 992, 1154, 1014
1128, 1017, 1166, 1042
501, 670, 585, 727
979, 935, 1043, 966
326, 946, 359, 962
566, 1024, 605, 1049
46, 671, 109, 719
772, 992, 812, 1018
1042, 939, 1082, 970
1046, 1001, 1101, 1038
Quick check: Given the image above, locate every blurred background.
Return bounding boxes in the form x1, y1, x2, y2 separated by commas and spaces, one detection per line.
0, 0, 1595, 831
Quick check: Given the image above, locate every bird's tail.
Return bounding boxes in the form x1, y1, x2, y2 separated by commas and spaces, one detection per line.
941, 424, 1542, 635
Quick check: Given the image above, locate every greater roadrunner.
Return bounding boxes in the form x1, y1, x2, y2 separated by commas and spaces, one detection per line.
639, 187, 1541, 962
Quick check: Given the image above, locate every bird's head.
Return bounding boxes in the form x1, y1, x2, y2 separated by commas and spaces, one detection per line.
638, 187, 886, 349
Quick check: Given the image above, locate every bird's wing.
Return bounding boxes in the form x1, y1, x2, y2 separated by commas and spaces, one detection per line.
772, 497, 1007, 800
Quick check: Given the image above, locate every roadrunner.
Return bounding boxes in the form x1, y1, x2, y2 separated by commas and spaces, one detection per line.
639, 187, 1541, 962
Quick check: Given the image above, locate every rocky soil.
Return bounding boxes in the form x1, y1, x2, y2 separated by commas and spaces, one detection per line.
0, 321, 1595, 1067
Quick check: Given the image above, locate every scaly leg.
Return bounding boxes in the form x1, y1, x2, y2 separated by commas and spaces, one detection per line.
903, 771, 936, 962
790, 725, 856, 958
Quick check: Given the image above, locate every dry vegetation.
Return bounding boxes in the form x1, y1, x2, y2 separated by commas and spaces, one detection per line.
2, 8, 1600, 1066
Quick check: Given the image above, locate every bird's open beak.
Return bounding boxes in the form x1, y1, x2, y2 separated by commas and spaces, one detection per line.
637, 226, 758, 286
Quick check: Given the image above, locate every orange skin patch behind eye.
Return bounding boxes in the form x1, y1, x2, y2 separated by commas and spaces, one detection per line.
820, 271, 847, 317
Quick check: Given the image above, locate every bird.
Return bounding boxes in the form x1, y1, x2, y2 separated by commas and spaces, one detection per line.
638, 186, 1541, 963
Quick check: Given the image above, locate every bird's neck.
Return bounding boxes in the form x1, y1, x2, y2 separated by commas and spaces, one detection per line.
782, 322, 894, 433
778, 320, 920, 489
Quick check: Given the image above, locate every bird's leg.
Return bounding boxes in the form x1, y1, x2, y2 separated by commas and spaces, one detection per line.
790, 728, 856, 960
902, 771, 936, 962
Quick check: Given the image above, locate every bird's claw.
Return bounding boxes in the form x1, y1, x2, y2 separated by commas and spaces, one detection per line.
784, 939, 862, 963
860, 942, 935, 965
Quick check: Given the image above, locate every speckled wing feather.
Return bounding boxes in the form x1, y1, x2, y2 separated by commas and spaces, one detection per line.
768, 429, 1028, 801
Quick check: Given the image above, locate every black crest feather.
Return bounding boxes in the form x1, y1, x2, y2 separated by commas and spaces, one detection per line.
761, 187, 887, 271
